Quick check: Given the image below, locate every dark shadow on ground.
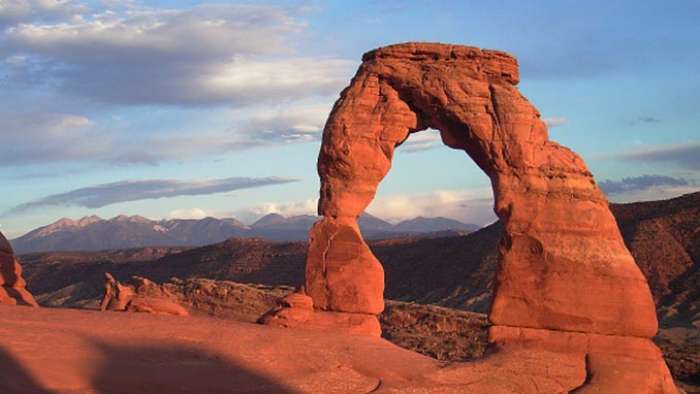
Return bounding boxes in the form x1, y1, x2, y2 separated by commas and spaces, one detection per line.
0, 347, 57, 394
86, 338, 296, 394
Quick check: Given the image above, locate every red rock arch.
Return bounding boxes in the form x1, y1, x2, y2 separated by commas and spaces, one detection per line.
261, 43, 676, 392
307, 42, 657, 337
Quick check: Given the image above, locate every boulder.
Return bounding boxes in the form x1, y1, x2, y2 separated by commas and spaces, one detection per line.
100, 273, 188, 316
0, 231, 37, 307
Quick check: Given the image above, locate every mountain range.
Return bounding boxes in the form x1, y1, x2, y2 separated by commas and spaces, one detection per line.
11, 213, 479, 254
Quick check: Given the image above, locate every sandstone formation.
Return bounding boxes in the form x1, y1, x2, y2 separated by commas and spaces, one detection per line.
262, 42, 676, 392
259, 288, 381, 336
0, 231, 37, 306
100, 273, 188, 316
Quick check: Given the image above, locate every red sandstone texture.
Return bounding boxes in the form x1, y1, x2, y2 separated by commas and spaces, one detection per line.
100, 273, 188, 316
0, 231, 37, 307
0, 305, 682, 393
262, 42, 675, 392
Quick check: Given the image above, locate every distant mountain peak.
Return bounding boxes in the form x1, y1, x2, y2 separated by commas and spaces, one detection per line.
34, 217, 78, 237
77, 215, 103, 227
109, 214, 151, 224
54, 217, 77, 227
110, 214, 130, 222
394, 216, 479, 233
251, 213, 287, 228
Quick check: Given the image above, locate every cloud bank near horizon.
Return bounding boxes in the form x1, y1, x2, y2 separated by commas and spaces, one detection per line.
619, 143, 700, 171
229, 188, 499, 226
4, 176, 299, 216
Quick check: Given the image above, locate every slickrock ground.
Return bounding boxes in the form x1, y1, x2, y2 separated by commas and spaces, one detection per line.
0, 304, 596, 394
0, 305, 434, 394
127, 278, 700, 392
18, 191, 700, 391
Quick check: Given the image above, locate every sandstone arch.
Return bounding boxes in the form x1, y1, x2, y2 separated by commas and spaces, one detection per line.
312, 42, 657, 335
262, 43, 676, 392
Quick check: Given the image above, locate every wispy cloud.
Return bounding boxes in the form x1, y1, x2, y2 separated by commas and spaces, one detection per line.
630, 116, 661, 125
543, 116, 568, 128
619, 143, 700, 171
598, 174, 689, 196
242, 103, 331, 143
0, 102, 334, 167
4, 176, 299, 215
397, 129, 442, 153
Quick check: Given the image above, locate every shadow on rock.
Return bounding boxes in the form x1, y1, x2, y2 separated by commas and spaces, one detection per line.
0, 347, 56, 394
86, 339, 296, 394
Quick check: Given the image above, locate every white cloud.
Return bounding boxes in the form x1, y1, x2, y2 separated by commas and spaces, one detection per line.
0, 0, 86, 27
1, 3, 355, 106
543, 116, 568, 128
242, 103, 332, 142
0, 2, 353, 168
168, 208, 210, 220
0, 111, 113, 165
233, 189, 498, 226
232, 198, 318, 224
367, 189, 496, 225
1, 101, 336, 167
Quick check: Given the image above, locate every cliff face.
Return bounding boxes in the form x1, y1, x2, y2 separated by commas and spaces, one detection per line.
610, 192, 700, 327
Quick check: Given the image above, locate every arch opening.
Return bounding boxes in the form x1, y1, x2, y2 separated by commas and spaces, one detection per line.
369, 128, 498, 312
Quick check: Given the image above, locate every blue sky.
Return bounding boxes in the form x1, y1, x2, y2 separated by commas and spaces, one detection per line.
1, 0, 699, 237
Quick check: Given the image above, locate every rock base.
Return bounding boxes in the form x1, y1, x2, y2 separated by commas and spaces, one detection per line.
488, 325, 678, 394
0, 286, 38, 307
259, 293, 381, 337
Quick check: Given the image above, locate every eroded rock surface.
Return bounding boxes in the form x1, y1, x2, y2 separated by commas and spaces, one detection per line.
100, 273, 188, 316
0, 231, 37, 307
262, 42, 675, 392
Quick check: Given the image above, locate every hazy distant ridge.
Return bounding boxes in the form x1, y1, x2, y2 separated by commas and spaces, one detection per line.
11, 213, 479, 253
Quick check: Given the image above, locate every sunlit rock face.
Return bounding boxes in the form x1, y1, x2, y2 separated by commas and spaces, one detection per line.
262, 42, 677, 392
312, 42, 657, 335
0, 231, 37, 307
